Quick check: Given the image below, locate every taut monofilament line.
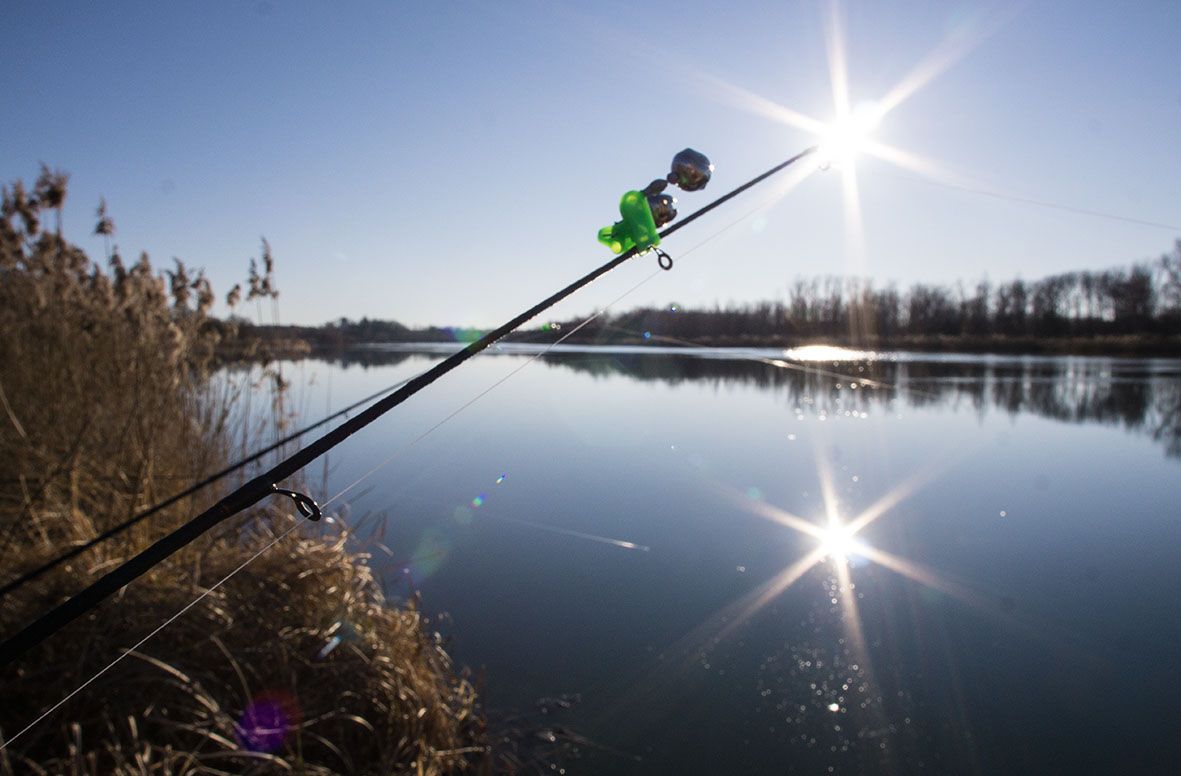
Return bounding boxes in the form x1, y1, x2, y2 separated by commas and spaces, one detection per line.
0, 145, 818, 669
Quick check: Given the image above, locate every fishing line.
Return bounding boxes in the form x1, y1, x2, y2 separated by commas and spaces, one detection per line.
875, 169, 1181, 232
0, 516, 309, 753
0, 372, 423, 600
492, 515, 651, 553
0, 146, 819, 669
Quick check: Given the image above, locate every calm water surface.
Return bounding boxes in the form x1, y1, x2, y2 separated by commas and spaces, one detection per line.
256, 347, 1181, 774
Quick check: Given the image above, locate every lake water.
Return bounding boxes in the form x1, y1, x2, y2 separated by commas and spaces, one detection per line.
253, 347, 1181, 774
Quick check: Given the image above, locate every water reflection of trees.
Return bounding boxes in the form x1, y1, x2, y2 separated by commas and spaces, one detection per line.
310, 348, 421, 370
537, 353, 1181, 457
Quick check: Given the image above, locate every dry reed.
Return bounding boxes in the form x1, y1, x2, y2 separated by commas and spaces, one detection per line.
0, 173, 487, 774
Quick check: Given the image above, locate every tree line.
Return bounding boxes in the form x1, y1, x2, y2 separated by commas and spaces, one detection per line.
231, 241, 1181, 352
538, 241, 1181, 346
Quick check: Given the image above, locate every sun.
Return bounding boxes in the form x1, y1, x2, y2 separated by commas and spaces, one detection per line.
818, 101, 884, 169
817, 520, 867, 564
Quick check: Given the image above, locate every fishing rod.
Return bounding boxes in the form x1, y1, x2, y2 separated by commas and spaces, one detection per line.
0, 144, 819, 669
0, 373, 419, 601
1, 262, 677, 752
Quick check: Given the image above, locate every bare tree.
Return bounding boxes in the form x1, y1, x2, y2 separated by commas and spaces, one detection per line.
1159, 239, 1181, 315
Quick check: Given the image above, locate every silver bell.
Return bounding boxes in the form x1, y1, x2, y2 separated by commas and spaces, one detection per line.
647, 193, 677, 227
668, 148, 713, 191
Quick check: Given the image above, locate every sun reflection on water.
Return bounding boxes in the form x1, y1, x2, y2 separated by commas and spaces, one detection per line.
781, 345, 879, 362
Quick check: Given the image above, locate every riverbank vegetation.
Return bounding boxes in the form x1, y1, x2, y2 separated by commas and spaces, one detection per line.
0, 172, 485, 772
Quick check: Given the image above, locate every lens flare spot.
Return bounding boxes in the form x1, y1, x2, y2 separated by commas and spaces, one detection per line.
407, 529, 451, 581
445, 326, 485, 343
238, 691, 300, 753
317, 635, 342, 659
471, 494, 485, 508
316, 620, 359, 660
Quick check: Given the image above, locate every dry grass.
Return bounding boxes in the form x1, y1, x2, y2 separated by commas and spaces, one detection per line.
0, 172, 486, 773
1, 518, 485, 775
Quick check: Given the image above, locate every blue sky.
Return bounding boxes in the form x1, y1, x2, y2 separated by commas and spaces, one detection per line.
5, 0, 1179, 327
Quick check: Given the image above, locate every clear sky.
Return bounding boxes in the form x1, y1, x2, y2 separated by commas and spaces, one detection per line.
4, 0, 1179, 327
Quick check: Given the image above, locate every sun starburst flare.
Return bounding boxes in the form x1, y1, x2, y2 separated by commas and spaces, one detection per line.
694, 0, 1017, 281
697, 441, 980, 675
816, 101, 885, 170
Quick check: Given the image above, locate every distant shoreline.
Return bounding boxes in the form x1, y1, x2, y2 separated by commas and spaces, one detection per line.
221, 333, 1181, 361
532, 333, 1181, 357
